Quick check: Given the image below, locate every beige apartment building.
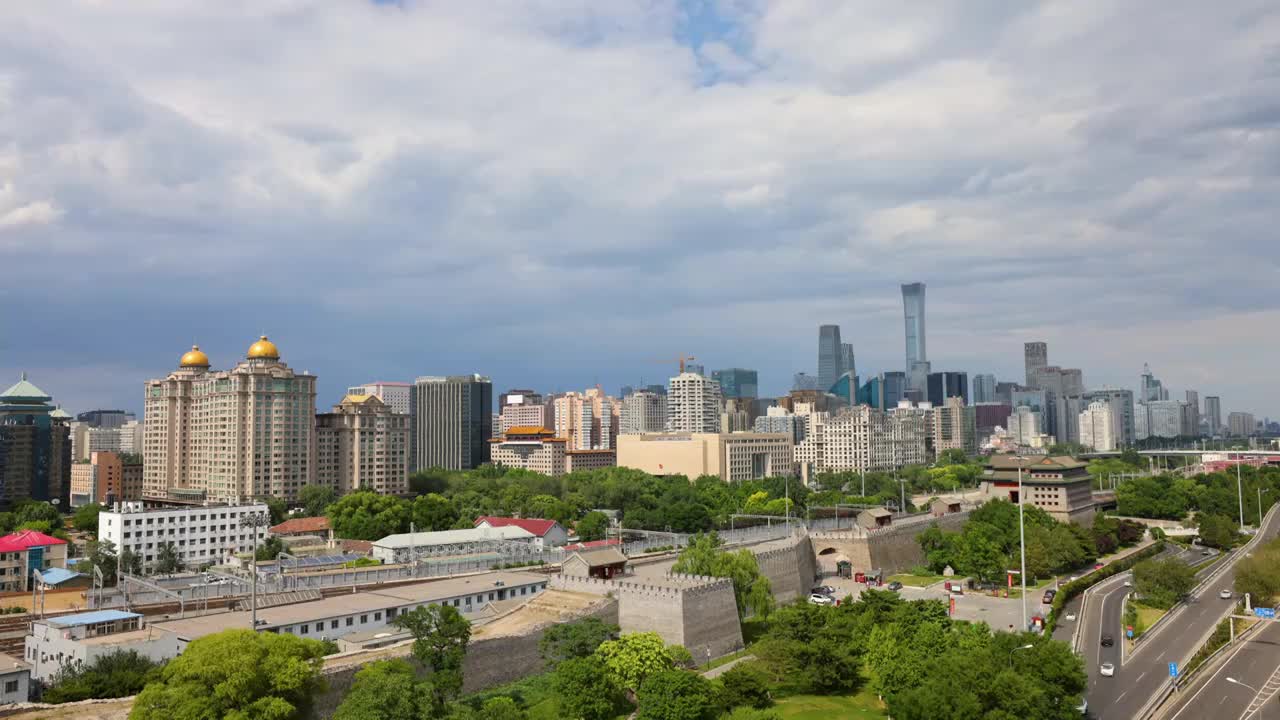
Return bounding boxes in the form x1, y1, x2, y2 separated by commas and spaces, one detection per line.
616, 432, 793, 482
143, 338, 317, 503
70, 452, 143, 507
489, 427, 568, 476
316, 394, 410, 495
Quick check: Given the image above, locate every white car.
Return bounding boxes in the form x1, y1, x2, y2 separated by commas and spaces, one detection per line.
1123, 581, 1132, 588
808, 593, 834, 606
1219, 589, 1233, 600
1100, 662, 1115, 677
1065, 613, 1077, 622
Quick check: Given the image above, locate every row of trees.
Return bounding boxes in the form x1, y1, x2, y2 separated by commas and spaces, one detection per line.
917, 500, 1145, 583
1116, 466, 1280, 522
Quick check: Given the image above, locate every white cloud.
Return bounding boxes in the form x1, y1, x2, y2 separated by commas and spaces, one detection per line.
0, 200, 61, 229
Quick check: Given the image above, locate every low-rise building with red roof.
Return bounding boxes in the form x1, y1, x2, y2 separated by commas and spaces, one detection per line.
270, 516, 333, 540
0, 530, 68, 592
474, 516, 569, 549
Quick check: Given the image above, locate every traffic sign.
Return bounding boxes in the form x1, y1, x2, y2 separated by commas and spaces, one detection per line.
1168, 662, 1179, 678
1254, 607, 1276, 619
1127, 629, 1134, 639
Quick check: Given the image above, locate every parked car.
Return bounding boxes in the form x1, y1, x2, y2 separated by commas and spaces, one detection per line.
811, 585, 836, 596
1100, 634, 1114, 647
887, 581, 903, 591
808, 593, 834, 606
1100, 662, 1115, 677
1202, 549, 1212, 556
1219, 589, 1233, 600
1094, 563, 1105, 570
1123, 580, 1132, 588
1065, 612, 1077, 621
1043, 589, 1058, 604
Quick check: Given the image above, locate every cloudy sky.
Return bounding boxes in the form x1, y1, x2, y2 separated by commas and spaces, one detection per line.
2, 1, 1278, 420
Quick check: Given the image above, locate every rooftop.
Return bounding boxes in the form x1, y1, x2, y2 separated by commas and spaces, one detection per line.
271, 516, 331, 535
986, 455, 1088, 471
0, 530, 67, 553
563, 538, 621, 552
474, 516, 560, 537
567, 547, 629, 567
374, 525, 534, 549
0, 652, 27, 673
46, 610, 142, 628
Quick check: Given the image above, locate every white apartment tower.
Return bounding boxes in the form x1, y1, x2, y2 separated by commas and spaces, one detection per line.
316, 394, 410, 495
666, 372, 723, 433
143, 338, 317, 503
346, 382, 411, 415
1078, 400, 1116, 452
620, 390, 667, 434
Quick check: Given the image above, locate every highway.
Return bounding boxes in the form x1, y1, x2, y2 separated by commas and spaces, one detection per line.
1082, 508, 1280, 720
1163, 623, 1280, 720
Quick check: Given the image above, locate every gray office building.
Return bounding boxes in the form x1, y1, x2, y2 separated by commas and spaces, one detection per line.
901, 284, 927, 390
1024, 342, 1048, 387
818, 325, 844, 391
1205, 396, 1222, 437
412, 375, 493, 471
1081, 388, 1136, 447
972, 374, 997, 404
712, 368, 759, 400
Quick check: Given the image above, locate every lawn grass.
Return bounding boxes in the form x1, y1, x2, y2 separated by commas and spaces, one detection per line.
1133, 602, 1168, 638
772, 689, 886, 719
886, 573, 945, 587
700, 648, 750, 671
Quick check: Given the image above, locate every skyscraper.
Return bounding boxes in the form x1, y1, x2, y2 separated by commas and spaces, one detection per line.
1205, 396, 1222, 436
413, 374, 492, 470
667, 372, 723, 433
1081, 388, 1135, 447
1024, 342, 1048, 387
840, 343, 856, 385
926, 371, 969, 406
972, 374, 997, 404
316, 394, 410, 495
143, 338, 317, 503
712, 368, 759, 400
1184, 391, 1200, 437
901, 283, 927, 390
0, 374, 72, 507
818, 325, 844, 391
1078, 401, 1116, 451
620, 390, 667, 434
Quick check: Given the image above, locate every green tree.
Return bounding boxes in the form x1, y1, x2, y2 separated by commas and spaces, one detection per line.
1133, 557, 1196, 608
539, 617, 619, 667
672, 533, 773, 620
478, 697, 526, 720
636, 669, 716, 720
265, 497, 289, 526
153, 542, 183, 575
409, 468, 453, 496
596, 632, 684, 697
1198, 513, 1240, 549
15, 500, 61, 527
1235, 539, 1280, 604
298, 484, 339, 517
411, 493, 460, 532
119, 547, 142, 577
552, 655, 624, 720
391, 604, 471, 716
256, 535, 286, 562
576, 511, 609, 542
720, 709, 782, 720
332, 659, 424, 720
73, 503, 102, 534
327, 491, 410, 541
76, 539, 119, 584
44, 649, 163, 704
936, 449, 970, 467
129, 629, 327, 720
717, 662, 772, 710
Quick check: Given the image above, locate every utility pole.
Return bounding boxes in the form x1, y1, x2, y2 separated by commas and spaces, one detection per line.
1016, 455, 1028, 631
1237, 453, 1246, 529
240, 511, 270, 630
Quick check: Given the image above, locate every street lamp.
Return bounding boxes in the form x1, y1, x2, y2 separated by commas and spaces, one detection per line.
1009, 643, 1033, 667
1260, 488, 1271, 529
1237, 454, 1246, 529
240, 511, 270, 629
1226, 677, 1260, 694
1014, 455, 1028, 631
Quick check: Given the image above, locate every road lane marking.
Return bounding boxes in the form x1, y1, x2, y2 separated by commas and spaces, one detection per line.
1137, 672, 1146, 683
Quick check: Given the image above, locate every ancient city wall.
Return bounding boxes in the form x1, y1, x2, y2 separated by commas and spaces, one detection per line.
811, 511, 971, 575
754, 532, 818, 603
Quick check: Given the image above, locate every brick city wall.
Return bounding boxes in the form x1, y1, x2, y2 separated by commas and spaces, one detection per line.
754, 533, 818, 603
811, 511, 971, 575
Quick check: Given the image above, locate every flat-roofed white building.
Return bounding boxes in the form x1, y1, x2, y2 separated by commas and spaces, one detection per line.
0, 653, 29, 704
25, 610, 182, 681
97, 501, 269, 573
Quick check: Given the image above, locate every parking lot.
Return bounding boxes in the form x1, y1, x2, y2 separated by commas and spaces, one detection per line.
812, 572, 1051, 632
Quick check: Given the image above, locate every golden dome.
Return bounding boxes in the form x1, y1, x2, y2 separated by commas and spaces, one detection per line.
247, 335, 280, 360
180, 345, 210, 368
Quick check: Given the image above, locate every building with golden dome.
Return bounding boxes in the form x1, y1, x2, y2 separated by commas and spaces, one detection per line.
143, 336, 317, 504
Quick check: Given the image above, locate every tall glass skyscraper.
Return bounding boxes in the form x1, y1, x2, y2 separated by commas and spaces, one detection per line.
901, 283, 927, 388
712, 368, 759, 399
817, 325, 844, 391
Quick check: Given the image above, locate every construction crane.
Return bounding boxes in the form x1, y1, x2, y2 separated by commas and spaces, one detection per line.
651, 354, 696, 375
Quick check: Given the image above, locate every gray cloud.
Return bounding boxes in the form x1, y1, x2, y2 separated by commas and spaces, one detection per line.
1, 0, 1278, 421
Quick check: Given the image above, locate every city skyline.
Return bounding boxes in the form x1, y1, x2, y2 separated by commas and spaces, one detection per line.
4, 3, 1279, 420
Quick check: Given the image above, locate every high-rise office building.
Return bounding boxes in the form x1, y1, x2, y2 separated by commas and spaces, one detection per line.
667, 372, 723, 433
1205, 396, 1222, 437
1024, 342, 1048, 387
856, 372, 907, 411
926, 371, 969, 406
818, 325, 844, 391
841, 343, 856, 385
712, 368, 759, 400
1140, 364, 1168, 402
1184, 391, 1200, 437
1030, 365, 1085, 444
1081, 388, 1135, 448
413, 374, 492, 470
620, 390, 667, 434
1146, 400, 1185, 439
972, 374, 997, 404
1007, 406, 1044, 446
684, 363, 705, 377
143, 339, 317, 503
901, 283, 931, 389
74, 409, 136, 429
0, 374, 72, 507
792, 373, 822, 392
316, 394, 410, 495
933, 397, 977, 456
1228, 412, 1255, 438
1078, 401, 1116, 451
